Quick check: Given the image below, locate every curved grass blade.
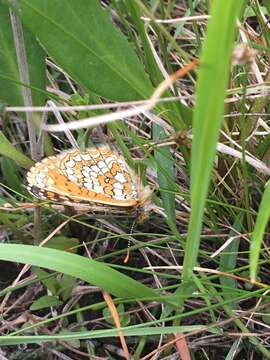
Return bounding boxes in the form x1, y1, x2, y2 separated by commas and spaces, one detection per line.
0, 244, 155, 299
0, 325, 205, 346
219, 213, 243, 309
250, 180, 270, 282
181, 0, 245, 292
153, 124, 177, 234
0, 131, 34, 169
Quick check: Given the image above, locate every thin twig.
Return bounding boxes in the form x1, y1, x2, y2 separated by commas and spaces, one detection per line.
47, 100, 79, 149
42, 60, 199, 132
141, 15, 210, 24
9, 3, 37, 161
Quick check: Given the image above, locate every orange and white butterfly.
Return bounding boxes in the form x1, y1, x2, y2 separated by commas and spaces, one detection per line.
26, 146, 152, 216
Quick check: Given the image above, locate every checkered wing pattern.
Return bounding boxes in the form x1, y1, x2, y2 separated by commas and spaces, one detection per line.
26, 146, 143, 208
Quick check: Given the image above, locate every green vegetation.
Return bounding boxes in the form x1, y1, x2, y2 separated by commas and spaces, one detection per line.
0, 0, 270, 358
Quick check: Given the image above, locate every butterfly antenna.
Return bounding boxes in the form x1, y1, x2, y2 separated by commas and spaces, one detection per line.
124, 220, 136, 263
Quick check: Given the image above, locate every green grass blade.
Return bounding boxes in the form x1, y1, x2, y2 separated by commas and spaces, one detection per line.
153, 124, 177, 234
219, 214, 243, 309
1, 157, 25, 194
250, 180, 270, 282
0, 325, 207, 346
0, 244, 155, 299
0, 131, 34, 168
182, 1, 245, 286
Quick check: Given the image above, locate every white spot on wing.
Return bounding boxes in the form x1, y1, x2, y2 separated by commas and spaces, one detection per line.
74, 155, 82, 162
66, 168, 74, 175
37, 172, 46, 179
81, 154, 91, 160
93, 184, 103, 193
66, 160, 75, 168
84, 178, 93, 186
98, 161, 106, 169
84, 182, 93, 189
82, 169, 90, 178
115, 172, 126, 183
47, 177, 55, 186
113, 182, 123, 190
90, 171, 98, 178
117, 159, 126, 167
36, 174, 45, 182
114, 189, 124, 198
68, 174, 78, 182
91, 165, 100, 173
105, 156, 114, 165
89, 150, 100, 158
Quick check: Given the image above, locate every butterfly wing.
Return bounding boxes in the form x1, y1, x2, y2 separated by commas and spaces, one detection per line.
26, 146, 139, 207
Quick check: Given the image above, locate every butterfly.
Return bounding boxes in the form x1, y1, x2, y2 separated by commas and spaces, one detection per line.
26, 146, 152, 216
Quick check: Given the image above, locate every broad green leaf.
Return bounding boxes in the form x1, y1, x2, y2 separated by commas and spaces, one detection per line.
0, 0, 46, 106
30, 295, 62, 311
0, 1, 22, 106
103, 303, 131, 327
0, 244, 156, 299
10, 0, 153, 101
33, 267, 59, 295
23, 23, 46, 106
44, 236, 79, 253
57, 274, 76, 301
250, 180, 270, 282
